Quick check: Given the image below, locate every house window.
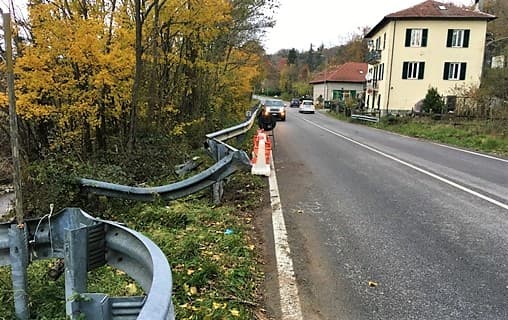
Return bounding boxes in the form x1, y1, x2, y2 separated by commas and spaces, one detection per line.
333, 90, 343, 100
379, 63, 384, 80
443, 62, 467, 80
405, 28, 428, 47
447, 29, 470, 48
402, 62, 425, 80
375, 37, 381, 50
383, 33, 386, 50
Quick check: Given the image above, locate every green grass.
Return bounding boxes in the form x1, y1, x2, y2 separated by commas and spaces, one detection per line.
325, 110, 508, 157
0, 171, 267, 319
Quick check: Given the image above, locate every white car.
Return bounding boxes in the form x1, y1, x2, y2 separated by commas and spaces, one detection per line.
299, 100, 315, 114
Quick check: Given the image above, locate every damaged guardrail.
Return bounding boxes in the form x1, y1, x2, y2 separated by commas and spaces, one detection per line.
78, 103, 261, 203
79, 150, 251, 201
0, 208, 174, 319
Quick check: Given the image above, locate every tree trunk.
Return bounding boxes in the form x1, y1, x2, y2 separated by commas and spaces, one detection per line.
128, 0, 143, 152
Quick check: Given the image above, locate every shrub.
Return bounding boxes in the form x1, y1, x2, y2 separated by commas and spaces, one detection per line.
422, 87, 445, 114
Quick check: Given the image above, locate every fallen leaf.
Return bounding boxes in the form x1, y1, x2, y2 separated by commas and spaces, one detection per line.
126, 283, 138, 295
368, 281, 378, 287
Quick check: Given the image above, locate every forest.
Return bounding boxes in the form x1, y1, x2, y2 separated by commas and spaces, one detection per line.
0, 0, 280, 215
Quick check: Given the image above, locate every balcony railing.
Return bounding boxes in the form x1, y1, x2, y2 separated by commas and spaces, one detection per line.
366, 80, 378, 91
366, 50, 381, 64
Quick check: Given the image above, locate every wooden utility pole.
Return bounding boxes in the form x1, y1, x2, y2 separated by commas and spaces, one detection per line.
4, 13, 24, 225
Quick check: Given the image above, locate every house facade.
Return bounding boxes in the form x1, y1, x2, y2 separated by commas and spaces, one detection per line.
364, 0, 495, 114
309, 62, 368, 105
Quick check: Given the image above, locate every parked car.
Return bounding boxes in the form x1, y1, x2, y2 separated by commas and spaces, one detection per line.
299, 99, 315, 114
261, 99, 286, 121
290, 98, 300, 108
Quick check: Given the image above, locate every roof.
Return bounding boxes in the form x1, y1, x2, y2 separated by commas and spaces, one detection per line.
309, 62, 368, 84
365, 0, 496, 38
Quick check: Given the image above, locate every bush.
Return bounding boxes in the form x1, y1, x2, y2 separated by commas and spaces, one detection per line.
423, 87, 445, 114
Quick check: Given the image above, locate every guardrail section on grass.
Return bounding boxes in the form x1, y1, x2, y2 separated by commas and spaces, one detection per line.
0, 208, 174, 319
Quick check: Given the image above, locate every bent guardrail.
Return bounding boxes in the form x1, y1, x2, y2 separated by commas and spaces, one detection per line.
79, 103, 260, 203
0, 208, 174, 319
79, 150, 251, 201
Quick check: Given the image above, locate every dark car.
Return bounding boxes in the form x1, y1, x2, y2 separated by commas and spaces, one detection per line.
261, 99, 286, 121
290, 98, 300, 108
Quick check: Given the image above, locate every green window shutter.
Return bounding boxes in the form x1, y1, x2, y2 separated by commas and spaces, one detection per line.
446, 29, 453, 47
422, 29, 428, 47
463, 30, 470, 48
402, 62, 409, 79
418, 62, 425, 79
443, 62, 450, 80
405, 29, 412, 47
459, 63, 467, 80
351, 90, 357, 99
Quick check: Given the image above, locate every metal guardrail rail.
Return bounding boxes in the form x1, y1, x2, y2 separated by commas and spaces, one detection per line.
206, 103, 259, 143
351, 113, 380, 123
0, 208, 174, 319
79, 150, 251, 201
78, 103, 261, 202
0, 102, 261, 318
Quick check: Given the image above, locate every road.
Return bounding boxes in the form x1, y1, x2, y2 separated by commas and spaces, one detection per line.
268, 107, 508, 319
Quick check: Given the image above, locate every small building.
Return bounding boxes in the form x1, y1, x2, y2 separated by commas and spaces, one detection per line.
309, 62, 368, 105
364, 0, 495, 115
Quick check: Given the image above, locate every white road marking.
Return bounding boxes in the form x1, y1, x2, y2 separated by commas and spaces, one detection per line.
303, 118, 508, 211
269, 151, 304, 320
432, 142, 508, 163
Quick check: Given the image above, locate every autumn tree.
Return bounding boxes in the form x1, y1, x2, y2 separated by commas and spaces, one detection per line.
1, 0, 277, 158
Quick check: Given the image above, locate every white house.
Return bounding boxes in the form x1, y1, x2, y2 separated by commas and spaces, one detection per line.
364, 0, 495, 114
309, 62, 368, 104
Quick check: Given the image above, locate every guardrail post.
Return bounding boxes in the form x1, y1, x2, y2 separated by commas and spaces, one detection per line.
65, 226, 89, 318
212, 143, 228, 204
9, 224, 29, 320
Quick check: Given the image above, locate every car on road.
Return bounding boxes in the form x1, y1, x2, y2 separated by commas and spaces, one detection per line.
261, 99, 286, 121
290, 98, 300, 108
299, 99, 315, 114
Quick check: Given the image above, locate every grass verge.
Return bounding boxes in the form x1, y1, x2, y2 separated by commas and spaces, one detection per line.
375, 117, 508, 157
325, 110, 508, 157
0, 171, 268, 319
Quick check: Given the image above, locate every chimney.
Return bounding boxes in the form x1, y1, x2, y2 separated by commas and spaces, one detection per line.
474, 0, 483, 12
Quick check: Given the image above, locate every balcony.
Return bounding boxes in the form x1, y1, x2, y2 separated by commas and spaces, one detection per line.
366, 50, 381, 64
366, 80, 378, 93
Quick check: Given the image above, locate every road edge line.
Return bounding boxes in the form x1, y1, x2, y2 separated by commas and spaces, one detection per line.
268, 151, 304, 320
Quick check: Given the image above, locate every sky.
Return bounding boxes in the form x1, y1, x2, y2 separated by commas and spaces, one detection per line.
263, 0, 475, 54
3, 0, 475, 54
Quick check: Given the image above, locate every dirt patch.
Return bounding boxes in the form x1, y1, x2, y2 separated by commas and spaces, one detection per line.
252, 185, 280, 320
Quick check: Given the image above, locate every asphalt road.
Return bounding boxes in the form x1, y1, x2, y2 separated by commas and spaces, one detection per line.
270, 108, 508, 320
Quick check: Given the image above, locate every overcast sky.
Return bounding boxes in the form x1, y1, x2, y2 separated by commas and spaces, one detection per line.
263, 0, 475, 54
4, 0, 475, 54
